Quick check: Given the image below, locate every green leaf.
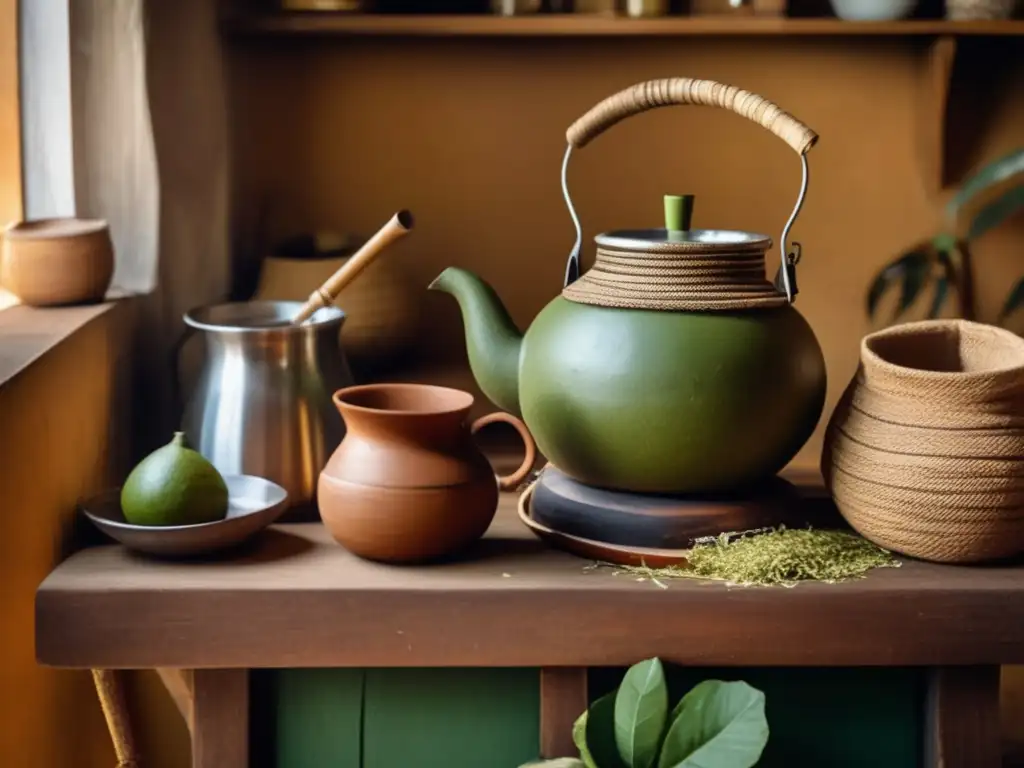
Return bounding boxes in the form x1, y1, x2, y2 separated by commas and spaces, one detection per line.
614, 658, 669, 768
587, 693, 627, 768
519, 760, 587, 768
866, 269, 891, 320
1000, 276, 1024, 322
948, 148, 1024, 220
968, 185, 1024, 241
866, 251, 932, 321
927, 276, 949, 319
895, 255, 929, 319
573, 708, 598, 768
657, 680, 769, 768
932, 232, 958, 253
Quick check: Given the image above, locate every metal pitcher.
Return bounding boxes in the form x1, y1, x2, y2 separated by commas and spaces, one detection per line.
180, 300, 354, 510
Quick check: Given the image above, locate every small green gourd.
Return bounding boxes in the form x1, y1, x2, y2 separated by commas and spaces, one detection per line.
121, 432, 229, 526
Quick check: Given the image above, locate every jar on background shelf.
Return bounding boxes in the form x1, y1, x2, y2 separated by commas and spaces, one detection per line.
254, 231, 422, 378
492, 0, 542, 13
280, 0, 367, 10
830, 0, 917, 20
945, 0, 1018, 19
623, 0, 670, 16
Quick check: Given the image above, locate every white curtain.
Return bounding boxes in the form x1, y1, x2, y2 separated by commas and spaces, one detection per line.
69, 0, 231, 450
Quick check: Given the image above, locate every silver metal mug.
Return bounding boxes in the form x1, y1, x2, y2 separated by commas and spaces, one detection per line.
180, 300, 354, 509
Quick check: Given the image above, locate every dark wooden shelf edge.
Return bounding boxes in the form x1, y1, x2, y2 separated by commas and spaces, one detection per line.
221, 13, 1024, 38
35, 509, 1024, 670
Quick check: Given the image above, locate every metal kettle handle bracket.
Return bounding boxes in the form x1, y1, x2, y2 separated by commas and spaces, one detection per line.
560, 78, 818, 303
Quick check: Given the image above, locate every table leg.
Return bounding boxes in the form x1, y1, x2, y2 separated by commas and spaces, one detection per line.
540, 667, 588, 758
191, 668, 250, 768
924, 665, 1001, 768
156, 668, 194, 732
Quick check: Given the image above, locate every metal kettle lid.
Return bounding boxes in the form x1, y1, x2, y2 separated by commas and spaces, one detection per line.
562, 193, 790, 311
593, 195, 771, 254
595, 228, 772, 254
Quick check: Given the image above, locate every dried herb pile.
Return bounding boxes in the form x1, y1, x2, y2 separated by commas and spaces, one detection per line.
621, 526, 900, 588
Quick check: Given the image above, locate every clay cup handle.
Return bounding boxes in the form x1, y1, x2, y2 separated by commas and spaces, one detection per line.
470, 412, 537, 492
566, 78, 817, 155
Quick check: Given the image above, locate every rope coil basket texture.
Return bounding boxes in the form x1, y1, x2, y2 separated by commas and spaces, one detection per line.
946, 0, 1017, 20
562, 235, 789, 312
822, 319, 1024, 564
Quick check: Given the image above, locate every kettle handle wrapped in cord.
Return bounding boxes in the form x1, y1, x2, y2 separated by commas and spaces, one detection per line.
566, 78, 817, 153
560, 78, 817, 302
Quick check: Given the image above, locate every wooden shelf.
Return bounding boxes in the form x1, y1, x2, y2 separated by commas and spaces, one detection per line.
222, 13, 1024, 37
36, 497, 1024, 670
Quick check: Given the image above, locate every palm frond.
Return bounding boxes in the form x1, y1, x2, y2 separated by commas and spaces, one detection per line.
947, 148, 1024, 222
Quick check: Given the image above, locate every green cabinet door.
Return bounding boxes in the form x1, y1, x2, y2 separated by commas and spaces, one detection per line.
364, 669, 539, 768
273, 666, 922, 767
274, 668, 538, 768
274, 669, 364, 768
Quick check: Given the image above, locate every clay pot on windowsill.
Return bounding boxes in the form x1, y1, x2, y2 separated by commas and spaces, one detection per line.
1, 218, 114, 307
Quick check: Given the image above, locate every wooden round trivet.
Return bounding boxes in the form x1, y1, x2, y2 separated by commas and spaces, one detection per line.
517, 481, 690, 568
531, 465, 833, 550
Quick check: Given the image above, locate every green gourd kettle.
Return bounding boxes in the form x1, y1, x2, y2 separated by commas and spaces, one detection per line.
430, 78, 827, 494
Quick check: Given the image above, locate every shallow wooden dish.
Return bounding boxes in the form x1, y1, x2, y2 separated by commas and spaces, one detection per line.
518, 482, 691, 567
81, 475, 289, 558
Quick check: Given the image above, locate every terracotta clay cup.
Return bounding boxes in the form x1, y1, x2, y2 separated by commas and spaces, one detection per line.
318, 383, 536, 563
1, 218, 114, 306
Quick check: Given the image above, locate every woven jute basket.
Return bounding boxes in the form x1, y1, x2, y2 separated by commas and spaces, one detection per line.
822, 319, 1024, 564
946, 0, 1017, 19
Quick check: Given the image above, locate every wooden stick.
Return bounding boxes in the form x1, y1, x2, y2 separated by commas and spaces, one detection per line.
91, 669, 142, 768
291, 209, 414, 324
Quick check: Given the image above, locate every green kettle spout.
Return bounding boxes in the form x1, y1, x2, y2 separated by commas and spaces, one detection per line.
429, 267, 523, 418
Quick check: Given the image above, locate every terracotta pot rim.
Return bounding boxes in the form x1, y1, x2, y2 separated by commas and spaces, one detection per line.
4, 217, 109, 240
333, 382, 475, 417
861, 319, 1024, 381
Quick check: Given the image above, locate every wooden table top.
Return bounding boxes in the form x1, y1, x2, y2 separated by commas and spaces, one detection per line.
36, 496, 1024, 670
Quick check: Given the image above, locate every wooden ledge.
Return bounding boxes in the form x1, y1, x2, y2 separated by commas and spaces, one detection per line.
36, 496, 1024, 670
223, 13, 1024, 38
0, 295, 132, 389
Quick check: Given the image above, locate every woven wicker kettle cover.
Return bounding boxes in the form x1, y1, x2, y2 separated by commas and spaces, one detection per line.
558, 78, 817, 310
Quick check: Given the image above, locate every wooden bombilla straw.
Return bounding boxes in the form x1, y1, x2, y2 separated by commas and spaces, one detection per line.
291, 209, 415, 325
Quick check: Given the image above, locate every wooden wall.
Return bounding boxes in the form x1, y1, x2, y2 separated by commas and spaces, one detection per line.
227, 35, 1024, 469
0, 0, 17, 225
0, 307, 130, 767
